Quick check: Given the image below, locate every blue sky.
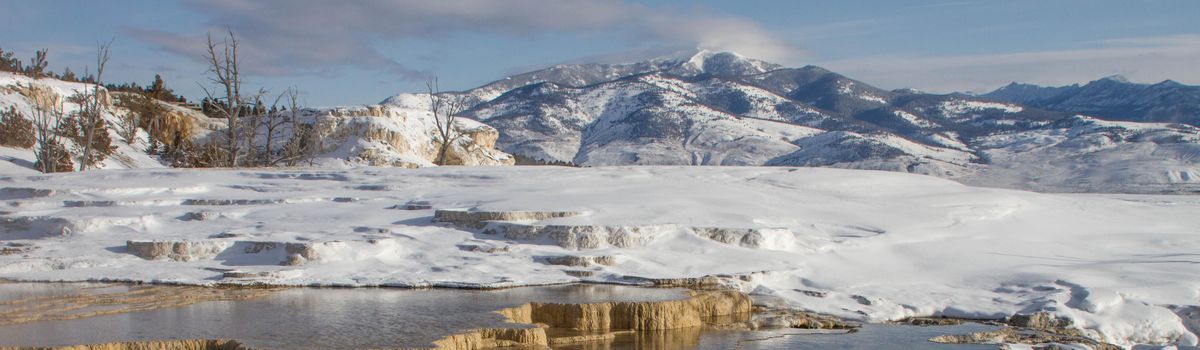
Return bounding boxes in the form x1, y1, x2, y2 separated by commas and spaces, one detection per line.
2, 0, 1198, 106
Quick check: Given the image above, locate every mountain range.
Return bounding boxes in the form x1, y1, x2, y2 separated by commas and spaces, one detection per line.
379, 50, 1200, 193
983, 75, 1200, 125
2, 50, 1198, 193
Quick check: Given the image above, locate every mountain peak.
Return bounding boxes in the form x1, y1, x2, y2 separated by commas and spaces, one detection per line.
659, 48, 782, 77
1099, 74, 1130, 83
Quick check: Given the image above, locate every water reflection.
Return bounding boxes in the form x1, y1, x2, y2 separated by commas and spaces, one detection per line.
552, 324, 998, 350
0, 283, 686, 349
0, 282, 997, 349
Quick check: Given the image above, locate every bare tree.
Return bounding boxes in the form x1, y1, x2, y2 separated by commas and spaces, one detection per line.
259, 87, 296, 166
426, 77, 467, 165
278, 87, 315, 166
26, 84, 69, 172
201, 28, 244, 167
241, 90, 268, 166
78, 39, 112, 171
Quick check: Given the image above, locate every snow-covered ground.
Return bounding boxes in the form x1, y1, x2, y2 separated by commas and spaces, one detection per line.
0, 166, 1197, 348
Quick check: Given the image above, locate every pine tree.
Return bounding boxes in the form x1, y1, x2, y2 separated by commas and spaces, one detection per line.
0, 47, 21, 73
27, 49, 48, 78
61, 67, 77, 82
149, 74, 167, 99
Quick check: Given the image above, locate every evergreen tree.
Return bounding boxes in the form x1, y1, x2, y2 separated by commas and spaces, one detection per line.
27, 49, 48, 78
149, 74, 166, 98
0, 47, 21, 72
61, 67, 77, 82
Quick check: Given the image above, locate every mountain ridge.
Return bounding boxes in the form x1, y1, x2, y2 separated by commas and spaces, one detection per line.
377, 50, 1200, 193
982, 75, 1200, 125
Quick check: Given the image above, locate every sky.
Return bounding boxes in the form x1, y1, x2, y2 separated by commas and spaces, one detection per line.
1, 0, 1198, 106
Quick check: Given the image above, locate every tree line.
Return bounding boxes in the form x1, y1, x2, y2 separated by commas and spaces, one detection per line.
0, 46, 188, 103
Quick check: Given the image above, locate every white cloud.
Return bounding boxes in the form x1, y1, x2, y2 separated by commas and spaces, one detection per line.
128, 0, 798, 78
817, 34, 1200, 93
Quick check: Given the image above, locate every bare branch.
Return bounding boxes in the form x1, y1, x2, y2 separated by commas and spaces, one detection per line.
427, 76, 464, 166
78, 39, 113, 171
203, 29, 245, 167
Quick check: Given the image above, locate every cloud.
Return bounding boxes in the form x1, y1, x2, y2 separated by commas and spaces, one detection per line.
817, 34, 1200, 93
128, 0, 796, 78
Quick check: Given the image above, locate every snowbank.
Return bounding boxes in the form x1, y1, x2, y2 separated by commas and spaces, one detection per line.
0, 166, 1196, 348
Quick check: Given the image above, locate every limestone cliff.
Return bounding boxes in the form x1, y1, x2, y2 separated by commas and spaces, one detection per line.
408, 290, 752, 350
306, 105, 514, 167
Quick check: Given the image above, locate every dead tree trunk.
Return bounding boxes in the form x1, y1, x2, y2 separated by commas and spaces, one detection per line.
202, 29, 244, 167
79, 40, 112, 171
426, 77, 466, 166
28, 84, 67, 172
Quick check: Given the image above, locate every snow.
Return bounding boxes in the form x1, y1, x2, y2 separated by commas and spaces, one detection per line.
893, 109, 939, 129
741, 117, 824, 142
938, 99, 1026, 123
835, 81, 888, 104
929, 132, 971, 151
966, 115, 1200, 193
940, 100, 1025, 114
858, 93, 888, 104
0, 166, 1196, 348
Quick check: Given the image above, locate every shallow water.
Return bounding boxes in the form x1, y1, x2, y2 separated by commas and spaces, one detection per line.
0, 282, 687, 349
547, 324, 1000, 350
0, 282, 998, 349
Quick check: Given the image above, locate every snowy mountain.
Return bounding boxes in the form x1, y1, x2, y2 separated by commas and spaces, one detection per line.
4, 50, 1198, 193
379, 50, 1200, 193
382, 49, 783, 108
983, 75, 1200, 125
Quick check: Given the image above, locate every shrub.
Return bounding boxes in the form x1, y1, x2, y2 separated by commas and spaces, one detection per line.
61, 110, 115, 169
34, 138, 73, 173
0, 106, 34, 148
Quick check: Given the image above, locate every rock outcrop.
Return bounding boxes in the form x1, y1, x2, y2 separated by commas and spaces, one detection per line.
500, 290, 751, 332
283, 242, 318, 266
1, 216, 75, 239
483, 223, 669, 250
456, 242, 510, 254
422, 328, 548, 350
124, 240, 318, 266
541, 255, 616, 267
929, 312, 1122, 350
1008, 311, 1072, 330
0, 242, 36, 255
691, 227, 798, 250
435, 209, 803, 251
126, 240, 231, 262
432, 209, 588, 229
0, 187, 55, 200
930, 327, 1120, 350
307, 105, 514, 167
748, 308, 856, 330
407, 290, 752, 350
